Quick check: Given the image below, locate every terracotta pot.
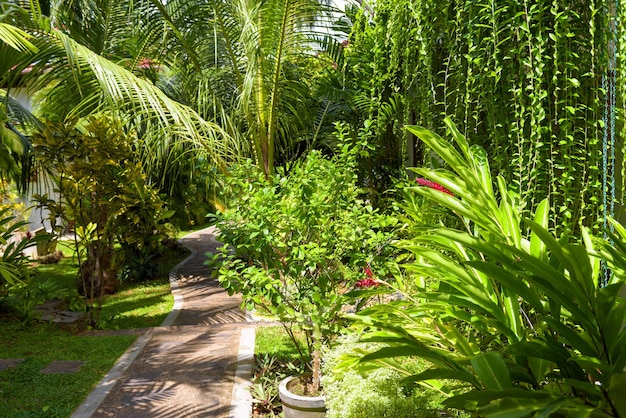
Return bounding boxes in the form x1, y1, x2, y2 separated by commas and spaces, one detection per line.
278, 375, 326, 418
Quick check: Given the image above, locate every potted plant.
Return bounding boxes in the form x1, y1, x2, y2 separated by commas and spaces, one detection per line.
210, 131, 397, 415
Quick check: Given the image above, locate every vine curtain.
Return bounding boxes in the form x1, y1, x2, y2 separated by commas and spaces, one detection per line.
349, 0, 620, 231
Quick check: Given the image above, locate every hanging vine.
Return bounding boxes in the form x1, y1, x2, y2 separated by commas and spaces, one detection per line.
346, 0, 616, 231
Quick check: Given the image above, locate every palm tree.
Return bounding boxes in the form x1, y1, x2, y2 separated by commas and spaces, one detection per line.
0, 22, 39, 184
148, 0, 337, 177
2, 0, 341, 183
1, 0, 235, 185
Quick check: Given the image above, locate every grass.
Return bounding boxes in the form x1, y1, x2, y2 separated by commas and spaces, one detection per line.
97, 278, 173, 329
0, 320, 135, 418
26, 236, 191, 330
252, 325, 310, 417
255, 325, 308, 364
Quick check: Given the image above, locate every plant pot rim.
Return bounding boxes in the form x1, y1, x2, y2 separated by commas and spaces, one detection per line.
279, 375, 325, 408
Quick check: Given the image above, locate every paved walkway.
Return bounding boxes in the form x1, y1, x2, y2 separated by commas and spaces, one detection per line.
71, 227, 256, 418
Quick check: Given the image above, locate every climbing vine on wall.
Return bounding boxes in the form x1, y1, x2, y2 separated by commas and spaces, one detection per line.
346, 0, 618, 231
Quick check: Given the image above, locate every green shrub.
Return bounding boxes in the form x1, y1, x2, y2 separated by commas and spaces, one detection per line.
212, 129, 399, 392
342, 119, 626, 417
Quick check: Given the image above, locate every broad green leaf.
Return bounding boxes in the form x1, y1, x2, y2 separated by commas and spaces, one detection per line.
444, 388, 553, 409
497, 175, 521, 247
505, 341, 569, 364
543, 318, 598, 357
608, 373, 626, 417
403, 368, 478, 386
610, 330, 626, 372
443, 117, 472, 162
528, 357, 554, 383
463, 260, 543, 312
560, 378, 604, 398
502, 293, 523, 340
406, 125, 469, 172
479, 397, 563, 418
529, 198, 549, 260
568, 356, 612, 379
534, 398, 570, 418
599, 302, 626, 358
360, 345, 460, 371
471, 352, 512, 390
436, 322, 479, 356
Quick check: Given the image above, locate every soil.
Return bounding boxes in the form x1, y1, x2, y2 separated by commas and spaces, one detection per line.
287, 374, 323, 397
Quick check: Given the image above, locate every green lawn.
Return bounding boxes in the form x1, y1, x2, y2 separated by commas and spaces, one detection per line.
0, 320, 135, 418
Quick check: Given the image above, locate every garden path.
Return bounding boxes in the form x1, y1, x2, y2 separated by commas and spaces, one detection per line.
71, 226, 256, 418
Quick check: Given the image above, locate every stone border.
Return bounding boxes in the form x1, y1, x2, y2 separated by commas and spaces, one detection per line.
160, 231, 198, 326
230, 327, 256, 418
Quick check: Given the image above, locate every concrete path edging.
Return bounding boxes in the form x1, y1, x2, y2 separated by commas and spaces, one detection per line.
230, 327, 256, 418
160, 233, 198, 327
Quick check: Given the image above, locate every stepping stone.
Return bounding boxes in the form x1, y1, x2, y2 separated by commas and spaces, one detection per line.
40, 360, 85, 374
0, 358, 24, 371
38, 310, 87, 333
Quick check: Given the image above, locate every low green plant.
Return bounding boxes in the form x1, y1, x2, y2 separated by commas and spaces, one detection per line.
322, 334, 448, 418
250, 354, 285, 416
341, 118, 626, 417
253, 326, 310, 416
211, 130, 399, 393
0, 206, 39, 292
117, 250, 161, 283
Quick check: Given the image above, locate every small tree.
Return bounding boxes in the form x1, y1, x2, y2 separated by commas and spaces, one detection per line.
211, 126, 398, 393
33, 116, 172, 325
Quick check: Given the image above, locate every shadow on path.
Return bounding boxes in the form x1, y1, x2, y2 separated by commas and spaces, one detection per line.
77, 227, 252, 418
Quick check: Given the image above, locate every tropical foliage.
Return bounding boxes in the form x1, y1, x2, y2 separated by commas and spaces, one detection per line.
0, 207, 35, 297
1, 0, 343, 189
339, 119, 626, 417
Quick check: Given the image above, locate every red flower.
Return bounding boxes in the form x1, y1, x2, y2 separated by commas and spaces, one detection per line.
355, 278, 379, 289
415, 178, 453, 196
356, 265, 379, 288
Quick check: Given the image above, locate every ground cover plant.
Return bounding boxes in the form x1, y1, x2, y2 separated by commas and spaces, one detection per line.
322, 334, 453, 418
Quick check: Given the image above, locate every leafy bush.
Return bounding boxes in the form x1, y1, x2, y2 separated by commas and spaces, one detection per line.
211, 130, 399, 392
117, 251, 161, 283
33, 116, 174, 304
4, 278, 86, 322
342, 118, 626, 417
0, 206, 38, 298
